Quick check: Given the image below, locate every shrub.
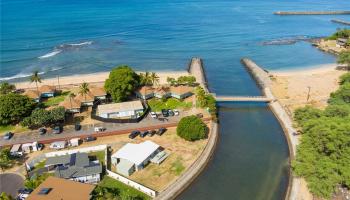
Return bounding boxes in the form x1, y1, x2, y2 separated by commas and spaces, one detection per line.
0, 93, 36, 125
326, 29, 350, 40
177, 115, 207, 141
293, 106, 323, 127
339, 73, 350, 85
21, 107, 65, 128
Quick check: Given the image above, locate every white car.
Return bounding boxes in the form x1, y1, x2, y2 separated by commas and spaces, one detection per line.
94, 127, 106, 132
50, 141, 67, 150
173, 109, 179, 116
150, 112, 158, 118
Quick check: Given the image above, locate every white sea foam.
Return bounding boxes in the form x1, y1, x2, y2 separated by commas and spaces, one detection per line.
66, 41, 93, 46
38, 49, 62, 59
0, 71, 45, 81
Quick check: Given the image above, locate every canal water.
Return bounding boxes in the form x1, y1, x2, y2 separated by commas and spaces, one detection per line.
2, 0, 349, 199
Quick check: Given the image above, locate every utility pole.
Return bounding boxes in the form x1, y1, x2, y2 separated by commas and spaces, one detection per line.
306, 86, 311, 102
57, 75, 61, 90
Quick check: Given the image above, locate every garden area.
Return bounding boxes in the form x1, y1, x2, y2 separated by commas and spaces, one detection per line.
147, 98, 192, 112
43, 91, 69, 107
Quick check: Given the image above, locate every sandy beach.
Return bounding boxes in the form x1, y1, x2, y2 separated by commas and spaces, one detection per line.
270, 63, 346, 112
13, 70, 190, 90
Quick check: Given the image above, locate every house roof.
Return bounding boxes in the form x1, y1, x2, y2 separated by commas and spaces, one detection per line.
112, 141, 160, 166
59, 97, 81, 110
89, 87, 106, 97
46, 153, 102, 178
39, 85, 56, 93
26, 176, 95, 200
137, 86, 154, 96
337, 38, 348, 43
170, 86, 193, 95
154, 86, 170, 95
97, 100, 144, 115
74, 92, 95, 102
24, 90, 40, 99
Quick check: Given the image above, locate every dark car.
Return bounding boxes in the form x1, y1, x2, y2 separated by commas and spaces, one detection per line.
52, 126, 62, 134
149, 130, 156, 137
140, 130, 149, 138
157, 127, 167, 136
18, 188, 33, 194
3, 132, 13, 140
129, 130, 140, 139
39, 128, 46, 135
168, 109, 174, 116
75, 123, 82, 131
84, 136, 97, 142
196, 113, 204, 118
37, 143, 44, 150
161, 109, 169, 117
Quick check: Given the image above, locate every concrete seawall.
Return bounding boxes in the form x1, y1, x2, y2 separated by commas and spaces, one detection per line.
274, 11, 350, 15
241, 58, 299, 200
155, 58, 219, 200
331, 19, 350, 25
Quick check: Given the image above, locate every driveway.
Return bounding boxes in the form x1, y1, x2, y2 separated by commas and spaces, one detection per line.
0, 173, 24, 198
0, 110, 207, 147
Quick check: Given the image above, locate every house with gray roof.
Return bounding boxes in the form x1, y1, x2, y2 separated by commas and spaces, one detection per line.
45, 152, 102, 184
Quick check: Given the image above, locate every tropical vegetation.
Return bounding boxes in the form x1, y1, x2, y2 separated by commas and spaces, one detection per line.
0, 82, 16, 95
326, 29, 350, 40
30, 71, 42, 94
24, 173, 51, 190
0, 192, 14, 200
21, 107, 65, 128
0, 148, 14, 171
337, 51, 350, 70
166, 76, 196, 86
104, 65, 140, 102
177, 115, 207, 141
148, 98, 192, 112
292, 72, 350, 198
195, 86, 217, 121
0, 93, 36, 125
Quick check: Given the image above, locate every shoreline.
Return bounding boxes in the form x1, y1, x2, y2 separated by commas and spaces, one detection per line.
270, 63, 337, 76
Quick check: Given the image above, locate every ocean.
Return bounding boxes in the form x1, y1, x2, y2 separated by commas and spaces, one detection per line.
1, 0, 349, 199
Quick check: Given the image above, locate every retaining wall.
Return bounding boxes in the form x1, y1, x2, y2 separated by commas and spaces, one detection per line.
45, 145, 107, 157
274, 11, 350, 15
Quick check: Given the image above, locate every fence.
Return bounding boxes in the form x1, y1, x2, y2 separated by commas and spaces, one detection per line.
106, 169, 157, 197
45, 145, 107, 157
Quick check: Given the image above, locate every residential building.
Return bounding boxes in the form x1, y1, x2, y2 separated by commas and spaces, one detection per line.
97, 100, 144, 119
39, 85, 56, 97
111, 141, 161, 176
336, 38, 348, 48
59, 97, 81, 113
10, 144, 23, 157
90, 86, 107, 100
24, 90, 41, 102
45, 152, 102, 184
75, 92, 95, 106
26, 176, 95, 200
136, 85, 193, 100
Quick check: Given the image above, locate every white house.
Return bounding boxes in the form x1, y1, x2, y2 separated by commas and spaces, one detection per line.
97, 100, 144, 119
21, 142, 41, 153
111, 141, 161, 176
10, 144, 23, 157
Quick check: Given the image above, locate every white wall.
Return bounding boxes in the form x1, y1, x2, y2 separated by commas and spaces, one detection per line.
45, 145, 107, 158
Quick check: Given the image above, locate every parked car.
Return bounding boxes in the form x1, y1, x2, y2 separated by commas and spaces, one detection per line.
3, 132, 13, 140
37, 143, 44, 151
173, 109, 179, 116
75, 123, 82, 131
94, 127, 106, 132
161, 109, 169, 117
157, 127, 167, 136
38, 128, 46, 135
84, 136, 97, 142
168, 109, 174, 116
149, 130, 156, 136
129, 130, 140, 139
196, 113, 204, 118
50, 141, 67, 150
18, 188, 33, 195
140, 130, 149, 138
150, 112, 157, 119
52, 126, 62, 134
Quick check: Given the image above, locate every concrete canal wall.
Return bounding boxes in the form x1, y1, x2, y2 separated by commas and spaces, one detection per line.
241, 58, 299, 200
331, 19, 350, 25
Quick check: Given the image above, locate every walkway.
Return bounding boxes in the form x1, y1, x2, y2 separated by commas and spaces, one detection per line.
215, 95, 273, 102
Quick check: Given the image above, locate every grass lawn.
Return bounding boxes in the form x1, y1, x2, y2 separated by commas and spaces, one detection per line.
147, 98, 192, 112
43, 91, 69, 107
98, 176, 151, 200
0, 125, 28, 135
89, 151, 105, 165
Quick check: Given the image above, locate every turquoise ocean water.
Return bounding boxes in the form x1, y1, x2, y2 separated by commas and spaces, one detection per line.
1, 0, 350, 199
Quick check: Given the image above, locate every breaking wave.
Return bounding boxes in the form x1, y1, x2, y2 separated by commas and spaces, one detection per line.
0, 67, 63, 81
38, 41, 93, 59
38, 49, 62, 59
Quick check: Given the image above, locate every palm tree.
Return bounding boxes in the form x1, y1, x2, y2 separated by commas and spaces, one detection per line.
79, 82, 90, 102
30, 71, 41, 94
150, 72, 159, 86
68, 92, 76, 109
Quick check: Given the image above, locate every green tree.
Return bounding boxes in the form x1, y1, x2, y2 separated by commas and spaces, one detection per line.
0, 148, 13, 171
166, 77, 177, 86
329, 82, 350, 105
0, 93, 35, 125
177, 115, 207, 141
139, 72, 152, 86
68, 92, 76, 109
339, 72, 350, 85
30, 71, 42, 94
293, 106, 323, 127
21, 107, 65, 128
0, 82, 16, 95
327, 29, 350, 40
79, 82, 90, 102
150, 72, 159, 86
337, 51, 350, 71
104, 65, 140, 102
49, 106, 65, 122
91, 186, 120, 200
24, 174, 49, 190
0, 192, 14, 200
324, 104, 350, 117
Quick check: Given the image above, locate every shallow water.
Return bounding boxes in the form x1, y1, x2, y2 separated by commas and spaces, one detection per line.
1, 0, 349, 199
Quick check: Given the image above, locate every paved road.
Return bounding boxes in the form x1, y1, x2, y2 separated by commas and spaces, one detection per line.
0, 111, 200, 147
0, 173, 24, 198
